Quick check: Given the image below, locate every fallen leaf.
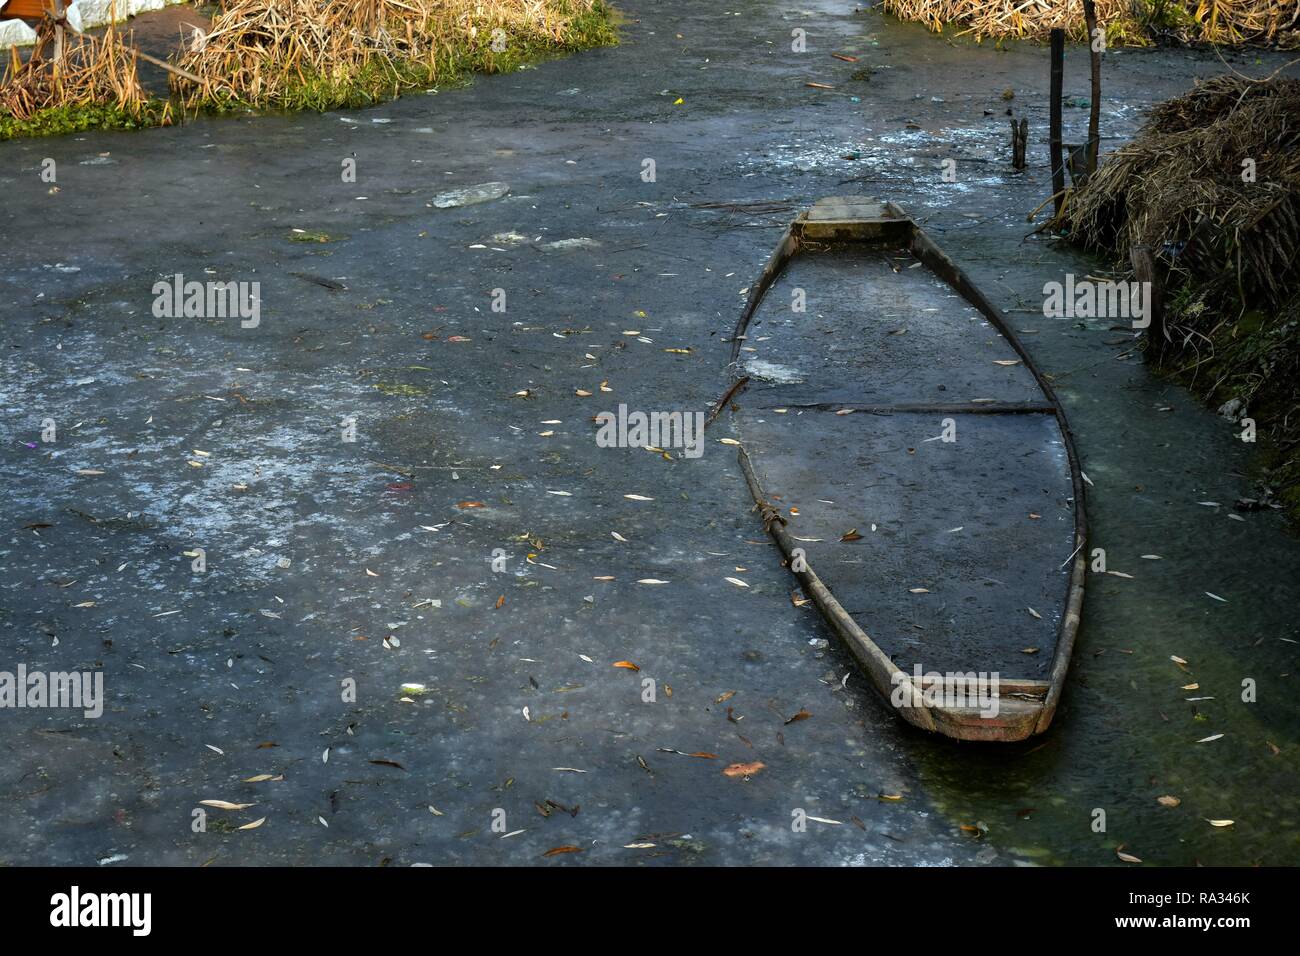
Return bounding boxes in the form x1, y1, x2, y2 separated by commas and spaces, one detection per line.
199, 800, 256, 811
784, 708, 812, 725
543, 846, 584, 857
722, 761, 766, 778
613, 661, 641, 671
238, 817, 266, 830
1157, 795, 1181, 807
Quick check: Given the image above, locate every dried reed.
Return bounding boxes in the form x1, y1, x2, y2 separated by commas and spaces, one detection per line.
0, 15, 155, 122
171, 0, 611, 110
881, 0, 1300, 47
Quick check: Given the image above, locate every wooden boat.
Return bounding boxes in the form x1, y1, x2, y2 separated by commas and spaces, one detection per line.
725, 198, 1086, 742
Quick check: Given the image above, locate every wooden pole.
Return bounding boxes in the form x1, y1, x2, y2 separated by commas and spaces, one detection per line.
1011, 117, 1028, 170
1049, 28, 1065, 217
52, 0, 65, 70
1082, 0, 1102, 174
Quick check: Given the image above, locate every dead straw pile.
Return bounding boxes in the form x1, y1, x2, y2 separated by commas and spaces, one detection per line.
881, 0, 1300, 47
171, 0, 608, 110
0, 17, 155, 122
1059, 75, 1300, 512
1062, 76, 1300, 313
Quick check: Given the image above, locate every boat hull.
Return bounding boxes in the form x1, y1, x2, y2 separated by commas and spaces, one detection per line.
726, 198, 1087, 742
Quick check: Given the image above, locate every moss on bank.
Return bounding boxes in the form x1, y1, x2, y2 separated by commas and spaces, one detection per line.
0, 101, 173, 140
1157, 288, 1300, 520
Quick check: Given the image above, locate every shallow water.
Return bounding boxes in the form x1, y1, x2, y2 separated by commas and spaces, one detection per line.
0, 0, 1295, 867
739, 7, 1300, 864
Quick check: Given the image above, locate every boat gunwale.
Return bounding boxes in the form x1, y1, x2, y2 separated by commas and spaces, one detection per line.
725, 198, 1088, 742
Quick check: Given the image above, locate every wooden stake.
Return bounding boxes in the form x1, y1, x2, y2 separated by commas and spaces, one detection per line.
132, 47, 206, 85
1011, 117, 1028, 170
1049, 28, 1065, 217
53, 0, 65, 70
1083, 0, 1102, 174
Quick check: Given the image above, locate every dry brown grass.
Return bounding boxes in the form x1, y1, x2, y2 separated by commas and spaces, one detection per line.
170, 0, 611, 110
883, 0, 1130, 39
881, 0, 1300, 46
0, 17, 157, 122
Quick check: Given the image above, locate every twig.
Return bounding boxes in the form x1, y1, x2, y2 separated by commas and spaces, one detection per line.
705, 375, 749, 428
